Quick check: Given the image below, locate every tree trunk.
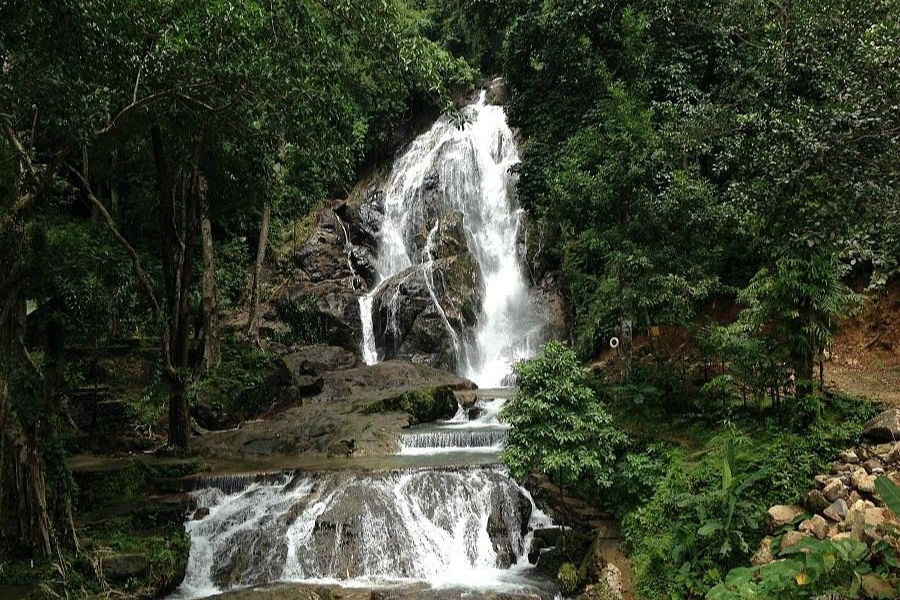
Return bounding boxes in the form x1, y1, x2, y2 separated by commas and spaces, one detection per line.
109, 150, 120, 217
151, 125, 194, 450
792, 351, 815, 396
199, 176, 220, 369
0, 247, 53, 558
0, 125, 78, 558
247, 200, 271, 342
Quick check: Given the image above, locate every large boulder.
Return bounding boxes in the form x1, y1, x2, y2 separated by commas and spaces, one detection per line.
101, 554, 150, 581
517, 216, 569, 342
533, 272, 570, 343
765, 505, 805, 532
863, 409, 900, 442
194, 362, 475, 459
372, 253, 482, 371
282, 345, 360, 376
425, 210, 469, 259
193, 357, 293, 430
314, 361, 475, 403
485, 77, 511, 106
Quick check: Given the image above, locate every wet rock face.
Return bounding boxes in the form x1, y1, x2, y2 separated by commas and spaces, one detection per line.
282, 345, 360, 377
369, 207, 484, 372
274, 199, 381, 352
485, 77, 511, 106
517, 216, 569, 343
428, 210, 469, 259
372, 253, 482, 372
193, 361, 475, 459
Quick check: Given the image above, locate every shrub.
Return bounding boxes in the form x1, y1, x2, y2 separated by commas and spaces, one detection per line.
558, 562, 581, 596
501, 341, 628, 493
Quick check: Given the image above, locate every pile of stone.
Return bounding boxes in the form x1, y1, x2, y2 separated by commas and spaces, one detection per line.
753, 409, 900, 565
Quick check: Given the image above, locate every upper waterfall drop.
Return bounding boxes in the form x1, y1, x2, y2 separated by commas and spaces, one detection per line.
359, 92, 546, 387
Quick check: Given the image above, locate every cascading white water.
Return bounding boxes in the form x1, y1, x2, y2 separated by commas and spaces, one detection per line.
175, 467, 549, 599
359, 92, 545, 386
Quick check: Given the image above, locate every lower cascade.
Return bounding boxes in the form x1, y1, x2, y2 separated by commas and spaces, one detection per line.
177, 467, 549, 598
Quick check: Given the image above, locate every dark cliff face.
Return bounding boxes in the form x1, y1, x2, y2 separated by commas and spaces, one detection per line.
270, 195, 382, 353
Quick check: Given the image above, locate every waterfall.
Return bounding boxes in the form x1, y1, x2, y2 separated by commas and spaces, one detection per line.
399, 430, 508, 451
177, 467, 548, 598
359, 92, 545, 387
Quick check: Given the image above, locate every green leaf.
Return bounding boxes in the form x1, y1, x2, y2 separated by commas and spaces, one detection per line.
698, 521, 723, 537
723, 438, 735, 492
874, 476, 900, 514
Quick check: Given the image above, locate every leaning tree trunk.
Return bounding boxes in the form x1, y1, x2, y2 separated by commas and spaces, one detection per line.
198, 175, 220, 369
247, 200, 271, 342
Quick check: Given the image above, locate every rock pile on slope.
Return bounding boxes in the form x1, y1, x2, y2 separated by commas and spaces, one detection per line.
753, 427, 900, 572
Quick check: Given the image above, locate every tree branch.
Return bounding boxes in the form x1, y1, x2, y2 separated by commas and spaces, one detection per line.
0, 142, 68, 232
66, 163, 164, 323
94, 81, 218, 137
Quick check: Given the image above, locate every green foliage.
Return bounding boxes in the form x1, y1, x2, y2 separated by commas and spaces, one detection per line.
609, 443, 677, 517
669, 439, 767, 596
360, 386, 457, 424
708, 537, 886, 600
876, 477, 900, 515
195, 335, 279, 417
500, 342, 628, 492
620, 396, 877, 599
447, 0, 900, 363
557, 561, 581, 596
275, 295, 331, 345
737, 254, 863, 384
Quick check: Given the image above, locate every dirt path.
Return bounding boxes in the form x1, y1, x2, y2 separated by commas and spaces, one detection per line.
827, 281, 900, 407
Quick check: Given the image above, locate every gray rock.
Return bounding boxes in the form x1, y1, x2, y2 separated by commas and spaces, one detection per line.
779, 530, 809, 552
372, 254, 483, 372
485, 77, 511, 106
101, 554, 150, 581
194, 362, 475, 460
532, 272, 570, 343
840, 449, 860, 464
863, 409, 900, 442
766, 505, 805, 531
283, 345, 360, 377
850, 468, 869, 489
824, 498, 849, 522
887, 443, 900, 464
823, 478, 847, 502
864, 457, 884, 474
274, 200, 384, 351
422, 210, 469, 260
275, 280, 363, 350
314, 361, 476, 403
804, 489, 830, 513
799, 514, 830, 540
858, 474, 877, 494
751, 536, 774, 566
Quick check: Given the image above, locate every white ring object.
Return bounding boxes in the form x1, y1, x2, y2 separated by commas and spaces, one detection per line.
609, 337, 620, 349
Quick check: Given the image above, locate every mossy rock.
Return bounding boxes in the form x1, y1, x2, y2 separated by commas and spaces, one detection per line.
360, 385, 457, 424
